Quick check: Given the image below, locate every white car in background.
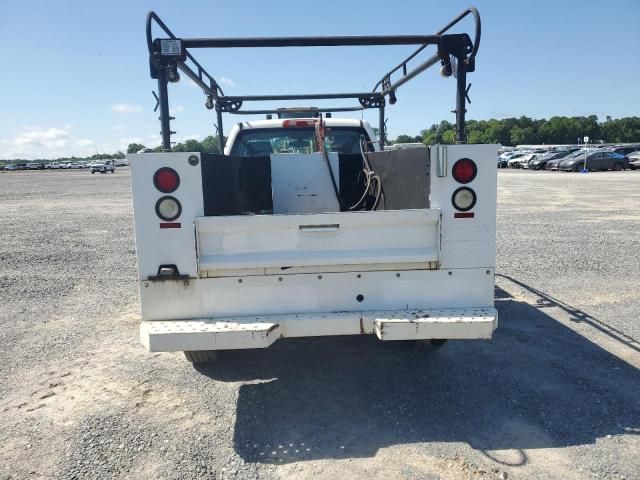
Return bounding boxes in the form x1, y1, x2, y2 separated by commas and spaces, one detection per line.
508, 153, 533, 168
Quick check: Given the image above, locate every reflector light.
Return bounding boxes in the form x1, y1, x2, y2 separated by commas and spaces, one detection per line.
452, 158, 477, 184
451, 187, 476, 212
154, 167, 180, 193
282, 119, 316, 128
155, 196, 182, 221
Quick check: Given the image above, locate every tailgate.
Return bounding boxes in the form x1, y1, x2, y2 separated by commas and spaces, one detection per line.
195, 209, 440, 276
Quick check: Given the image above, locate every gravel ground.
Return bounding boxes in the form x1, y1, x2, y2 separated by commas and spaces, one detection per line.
0, 168, 638, 480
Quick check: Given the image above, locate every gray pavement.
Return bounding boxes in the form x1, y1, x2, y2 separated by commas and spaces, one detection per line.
0, 168, 638, 480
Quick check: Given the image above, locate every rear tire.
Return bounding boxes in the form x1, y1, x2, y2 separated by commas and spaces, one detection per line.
184, 350, 217, 364
613, 162, 623, 171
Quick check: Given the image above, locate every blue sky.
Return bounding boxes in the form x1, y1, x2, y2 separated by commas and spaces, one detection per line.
1, 0, 638, 159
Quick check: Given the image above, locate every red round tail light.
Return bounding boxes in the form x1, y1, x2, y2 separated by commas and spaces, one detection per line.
452, 158, 477, 184
154, 167, 180, 193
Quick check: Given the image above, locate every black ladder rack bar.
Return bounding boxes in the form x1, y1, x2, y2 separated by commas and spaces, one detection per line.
182, 35, 442, 49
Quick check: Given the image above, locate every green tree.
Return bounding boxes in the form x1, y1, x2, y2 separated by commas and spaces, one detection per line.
442, 130, 456, 144
201, 135, 221, 153
183, 139, 204, 152
395, 134, 420, 144
127, 143, 146, 154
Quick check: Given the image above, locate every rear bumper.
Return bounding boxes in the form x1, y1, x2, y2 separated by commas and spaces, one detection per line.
140, 307, 498, 352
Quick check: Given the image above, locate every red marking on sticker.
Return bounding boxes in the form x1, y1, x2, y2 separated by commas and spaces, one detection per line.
454, 212, 475, 219
160, 222, 181, 229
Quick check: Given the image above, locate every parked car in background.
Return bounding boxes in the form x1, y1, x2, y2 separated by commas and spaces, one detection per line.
90, 159, 116, 174
114, 158, 129, 167
608, 145, 640, 160
559, 150, 626, 172
628, 151, 640, 170
500, 152, 525, 168
592, 149, 629, 170
523, 153, 547, 169
529, 149, 576, 170
499, 151, 522, 161
509, 153, 534, 168
45, 162, 62, 169
619, 145, 640, 167
549, 149, 592, 170
26, 162, 45, 170
3, 164, 19, 171
67, 162, 83, 169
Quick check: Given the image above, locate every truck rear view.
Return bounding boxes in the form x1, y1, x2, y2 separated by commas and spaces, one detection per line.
131, 7, 496, 363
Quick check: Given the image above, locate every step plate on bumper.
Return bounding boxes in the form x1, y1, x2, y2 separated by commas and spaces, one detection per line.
140, 308, 497, 352
373, 307, 498, 341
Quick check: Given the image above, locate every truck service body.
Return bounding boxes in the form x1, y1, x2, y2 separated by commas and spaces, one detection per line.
132, 7, 495, 362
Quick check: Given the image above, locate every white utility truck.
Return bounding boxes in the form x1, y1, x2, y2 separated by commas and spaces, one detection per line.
132, 8, 496, 363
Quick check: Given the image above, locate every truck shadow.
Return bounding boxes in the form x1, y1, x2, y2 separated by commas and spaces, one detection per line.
194, 284, 640, 465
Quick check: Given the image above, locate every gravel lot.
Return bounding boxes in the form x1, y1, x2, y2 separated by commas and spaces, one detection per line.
0, 168, 639, 480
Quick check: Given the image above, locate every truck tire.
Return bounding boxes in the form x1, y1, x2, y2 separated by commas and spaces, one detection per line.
184, 350, 217, 364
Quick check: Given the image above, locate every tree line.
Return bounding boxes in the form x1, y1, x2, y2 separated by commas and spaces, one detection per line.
126, 116, 638, 154
126, 135, 223, 154
394, 115, 640, 146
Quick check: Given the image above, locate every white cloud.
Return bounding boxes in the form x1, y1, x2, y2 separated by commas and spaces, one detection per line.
13, 127, 71, 148
0, 126, 98, 160
111, 125, 126, 131
111, 103, 142, 113
219, 76, 236, 88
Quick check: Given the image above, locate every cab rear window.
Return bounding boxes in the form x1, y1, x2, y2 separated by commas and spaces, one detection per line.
230, 127, 373, 156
